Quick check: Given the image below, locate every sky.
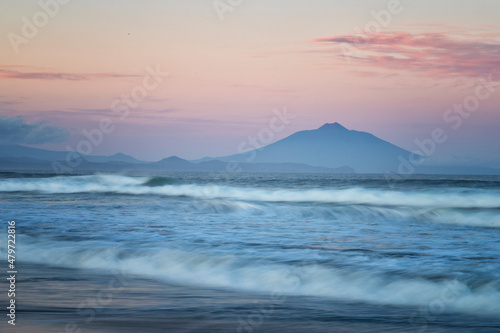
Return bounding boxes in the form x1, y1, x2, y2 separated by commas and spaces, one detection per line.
1, 0, 499, 163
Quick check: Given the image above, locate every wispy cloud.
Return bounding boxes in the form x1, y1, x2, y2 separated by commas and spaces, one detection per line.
6, 108, 180, 123
0, 66, 141, 81
0, 116, 70, 145
229, 83, 295, 94
71, 107, 178, 116
0, 95, 22, 108
313, 30, 500, 79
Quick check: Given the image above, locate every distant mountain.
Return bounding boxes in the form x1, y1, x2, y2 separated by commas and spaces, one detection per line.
0, 155, 352, 174
213, 122, 417, 173
0, 145, 145, 164
85, 152, 146, 164
0, 144, 350, 173
2, 124, 499, 175
0, 144, 69, 161
127, 156, 352, 173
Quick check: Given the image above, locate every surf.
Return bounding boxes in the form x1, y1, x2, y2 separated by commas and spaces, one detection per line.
4, 234, 500, 316
1, 174, 499, 209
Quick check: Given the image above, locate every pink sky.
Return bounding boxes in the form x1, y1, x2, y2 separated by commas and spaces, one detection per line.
1, 0, 499, 162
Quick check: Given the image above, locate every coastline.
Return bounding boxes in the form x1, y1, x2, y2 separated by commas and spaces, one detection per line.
1, 263, 499, 332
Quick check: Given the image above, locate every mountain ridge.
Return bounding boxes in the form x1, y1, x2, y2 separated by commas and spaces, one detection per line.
0, 145, 144, 164
213, 122, 416, 173
1, 123, 499, 175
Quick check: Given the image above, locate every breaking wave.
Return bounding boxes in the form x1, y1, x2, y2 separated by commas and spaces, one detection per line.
1, 174, 499, 210
3, 235, 498, 316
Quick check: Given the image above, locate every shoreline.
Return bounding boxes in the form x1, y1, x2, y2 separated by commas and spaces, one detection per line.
1, 263, 499, 332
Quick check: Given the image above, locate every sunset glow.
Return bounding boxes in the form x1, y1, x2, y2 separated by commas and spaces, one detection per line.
1, 0, 499, 161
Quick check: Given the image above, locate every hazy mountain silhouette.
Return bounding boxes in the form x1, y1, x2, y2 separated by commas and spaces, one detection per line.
0, 145, 351, 173
1, 124, 499, 175
0, 145, 145, 164
215, 122, 416, 173
0, 155, 351, 174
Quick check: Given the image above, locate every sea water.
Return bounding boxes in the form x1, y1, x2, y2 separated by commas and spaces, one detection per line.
0, 172, 499, 331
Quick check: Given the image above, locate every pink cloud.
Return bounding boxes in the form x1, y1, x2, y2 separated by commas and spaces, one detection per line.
313, 30, 500, 80
0, 66, 141, 81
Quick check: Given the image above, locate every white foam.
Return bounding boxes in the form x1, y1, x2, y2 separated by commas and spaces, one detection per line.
4, 235, 499, 316
1, 175, 499, 210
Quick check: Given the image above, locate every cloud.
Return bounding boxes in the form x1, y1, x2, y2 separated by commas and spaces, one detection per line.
0, 96, 21, 108
71, 107, 178, 117
313, 30, 500, 79
229, 83, 295, 94
0, 116, 70, 145
0, 66, 141, 81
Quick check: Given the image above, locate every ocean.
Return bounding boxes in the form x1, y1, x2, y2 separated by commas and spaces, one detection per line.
0, 171, 499, 332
